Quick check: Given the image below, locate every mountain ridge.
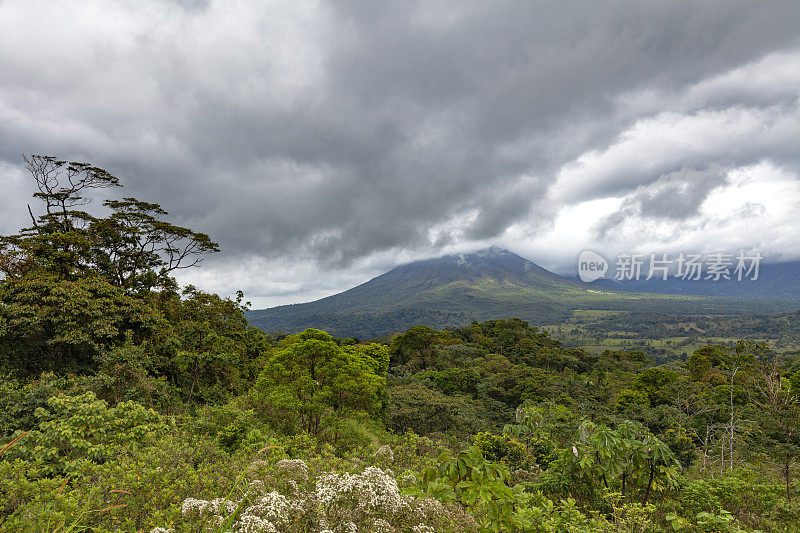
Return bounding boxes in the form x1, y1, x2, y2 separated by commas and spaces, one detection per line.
246, 247, 794, 339
585, 259, 800, 300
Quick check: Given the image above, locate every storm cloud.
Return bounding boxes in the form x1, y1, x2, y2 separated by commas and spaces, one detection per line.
1, 0, 799, 305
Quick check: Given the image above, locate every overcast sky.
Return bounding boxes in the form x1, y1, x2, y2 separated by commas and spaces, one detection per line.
1, 0, 799, 307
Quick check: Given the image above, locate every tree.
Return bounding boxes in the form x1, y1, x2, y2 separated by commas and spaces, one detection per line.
22, 154, 121, 231
0, 273, 161, 377
1, 155, 218, 291
0, 155, 237, 385
385, 382, 482, 435
389, 325, 447, 370
572, 420, 680, 505
88, 198, 219, 292
252, 329, 386, 436
689, 342, 760, 473
163, 286, 268, 403
4, 391, 166, 477
633, 367, 678, 406
755, 361, 800, 500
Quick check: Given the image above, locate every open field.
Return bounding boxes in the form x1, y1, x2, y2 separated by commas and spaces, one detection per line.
541, 309, 800, 361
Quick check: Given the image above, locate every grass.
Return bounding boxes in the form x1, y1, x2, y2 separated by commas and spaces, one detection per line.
0, 430, 30, 457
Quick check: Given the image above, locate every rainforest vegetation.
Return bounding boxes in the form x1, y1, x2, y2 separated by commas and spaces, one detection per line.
1, 157, 800, 532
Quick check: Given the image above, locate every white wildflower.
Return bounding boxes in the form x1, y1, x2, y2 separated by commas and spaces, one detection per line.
181, 497, 238, 517
397, 495, 414, 515
248, 479, 266, 496
412, 525, 434, 533
358, 467, 402, 514
241, 491, 301, 526
315, 471, 351, 507
251, 460, 269, 469
411, 497, 444, 520
316, 467, 402, 515
181, 498, 207, 516
235, 515, 277, 533
375, 445, 394, 462
206, 515, 224, 530
372, 518, 393, 531
276, 458, 309, 480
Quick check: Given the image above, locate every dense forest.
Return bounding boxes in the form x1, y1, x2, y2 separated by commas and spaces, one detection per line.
2, 158, 800, 532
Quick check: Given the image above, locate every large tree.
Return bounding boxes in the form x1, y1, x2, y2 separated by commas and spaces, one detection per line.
252, 329, 387, 436
0, 273, 161, 376
0, 155, 222, 378
0, 155, 218, 292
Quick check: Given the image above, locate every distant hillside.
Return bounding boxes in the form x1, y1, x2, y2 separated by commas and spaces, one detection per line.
589, 260, 800, 300
246, 247, 791, 339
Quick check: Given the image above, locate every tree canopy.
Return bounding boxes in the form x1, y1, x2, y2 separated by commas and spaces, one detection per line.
0, 154, 219, 292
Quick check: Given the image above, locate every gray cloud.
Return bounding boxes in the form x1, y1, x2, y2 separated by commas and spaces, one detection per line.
593, 165, 729, 238
1, 0, 799, 305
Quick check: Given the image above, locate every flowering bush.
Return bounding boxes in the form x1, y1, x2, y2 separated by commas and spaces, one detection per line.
164, 459, 477, 533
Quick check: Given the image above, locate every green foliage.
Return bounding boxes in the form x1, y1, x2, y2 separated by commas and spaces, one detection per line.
614, 388, 651, 411
633, 367, 678, 405
418, 366, 481, 395
0, 372, 85, 437
89, 336, 175, 409
473, 432, 527, 469
5, 391, 167, 477
0, 155, 267, 409
544, 419, 682, 507
154, 286, 270, 404
190, 399, 264, 453
415, 446, 624, 532
1, 429, 245, 531
662, 425, 699, 467
252, 329, 387, 436
501, 404, 562, 470
390, 325, 451, 370
416, 445, 519, 530
0, 273, 161, 376
385, 382, 489, 435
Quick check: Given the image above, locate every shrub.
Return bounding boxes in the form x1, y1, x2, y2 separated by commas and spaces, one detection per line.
5, 391, 167, 477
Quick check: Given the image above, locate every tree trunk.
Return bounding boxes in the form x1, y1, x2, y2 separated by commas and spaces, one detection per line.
642, 461, 655, 505
596, 452, 608, 489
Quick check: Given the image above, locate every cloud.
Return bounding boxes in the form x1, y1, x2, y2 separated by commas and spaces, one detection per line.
1, 0, 799, 306
592, 166, 729, 238
557, 162, 800, 266
550, 102, 800, 204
